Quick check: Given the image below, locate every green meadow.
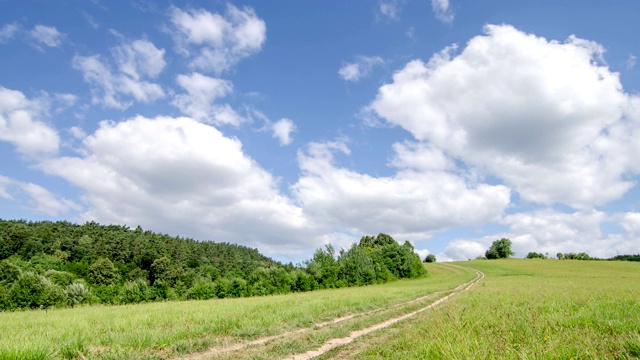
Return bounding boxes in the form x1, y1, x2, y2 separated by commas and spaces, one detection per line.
323, 259, 640, 359
2, 259, 639, 359
0, 263, 475, 359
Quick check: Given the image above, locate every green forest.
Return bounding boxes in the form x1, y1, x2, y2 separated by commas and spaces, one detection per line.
0, 219, 425, 311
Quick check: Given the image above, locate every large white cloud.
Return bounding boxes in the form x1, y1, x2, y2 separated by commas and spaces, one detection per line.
73, 39, 166, 109
368, 24, 638, 209
39, 115, 314, 256
170, 4, 266, 74
292, 140, 510, 238
0, 86, 59, 156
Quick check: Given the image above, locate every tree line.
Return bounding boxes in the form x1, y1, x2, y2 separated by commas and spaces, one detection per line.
0, 220, 425, 311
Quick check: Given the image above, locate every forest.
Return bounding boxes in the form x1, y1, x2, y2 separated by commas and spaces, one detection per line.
0, 219, 425, 311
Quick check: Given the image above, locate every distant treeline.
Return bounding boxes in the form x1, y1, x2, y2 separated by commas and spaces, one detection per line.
0, 220, 425, 311
526, 251, 640, 262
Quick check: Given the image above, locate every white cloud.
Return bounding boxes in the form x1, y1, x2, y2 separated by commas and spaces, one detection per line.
29, 25, 65, 49
0, 175, 80, 216
39, 115, 314, 257
0, 175, 11, 199
431, 0, 454, 24
73, 39, 166, 109
172, 72, 245, 126
112, 39, 166, 80
18, 182, 81, 216
620, 212, 640, 233
292, 140, 510, 238
339, 56, 384, 82
0, 22, 19, 43
627, 54, 637, 70
368, 24, 637, 209
0, 86, 60, 156
378, 0, 402, 21
170, 4, 266, 74
443, 208, 640, 260
272, 118, 296, 146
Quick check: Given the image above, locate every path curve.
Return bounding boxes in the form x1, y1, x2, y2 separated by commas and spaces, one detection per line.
173, 266, 484, 360
284, 267, 484, 360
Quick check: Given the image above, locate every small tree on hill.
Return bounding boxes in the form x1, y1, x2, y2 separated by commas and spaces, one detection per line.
485, 238, 514, 259
424, 254, 437, 263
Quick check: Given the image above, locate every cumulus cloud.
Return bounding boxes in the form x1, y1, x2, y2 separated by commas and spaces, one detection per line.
0, 22, 19, 43
170, 4, 266, 74
172, 72, 245, 126
272, 118, 296, 146
0, 86, 60, 156
73, 39, 166, 109
443, 208, 640, 260
29, 25, 65, 50
39, 115, 314, 256
431, 0, 454, 24
339, 56, 384, 82
292, 140, 510, 238
368, 24, 638, 209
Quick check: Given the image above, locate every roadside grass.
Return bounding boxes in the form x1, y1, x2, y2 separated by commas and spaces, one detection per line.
321, 259, 640, 359
0, 263, 475, 359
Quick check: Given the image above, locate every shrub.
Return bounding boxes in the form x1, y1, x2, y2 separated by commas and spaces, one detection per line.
7, 272, 66, 309
65, 282, 94, 307
424, 254, 437, 263
45, 269, 75, 287
121, 278, 150, 304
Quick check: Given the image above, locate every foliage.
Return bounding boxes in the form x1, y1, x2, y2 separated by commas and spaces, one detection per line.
525, 252, 547, 259
560, 252, 597, 260
424, 254, 437, 263
610, 254, 640, 262
485, 238, 514, 259
0, 220, 427, 311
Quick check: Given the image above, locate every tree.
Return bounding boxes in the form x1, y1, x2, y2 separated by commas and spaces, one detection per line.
485, 238, 514, 259
88, 258, 119, 285
424, 254, 437, 263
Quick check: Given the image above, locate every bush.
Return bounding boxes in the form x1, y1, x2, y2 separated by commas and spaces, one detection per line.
186, 278, 216, 300
6, 272, 66, 309
121, 278, 150, 304
65, 282, 94, 307
424, 254, 437, 263
93, 284, 121, 304
0, 260, 21, 285
45, 270, 75, 287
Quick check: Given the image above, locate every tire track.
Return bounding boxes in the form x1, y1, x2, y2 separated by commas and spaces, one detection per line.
284, 268, 484, 360
172, 266, 483, 360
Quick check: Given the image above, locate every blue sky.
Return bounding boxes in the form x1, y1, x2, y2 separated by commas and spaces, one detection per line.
1, 0, 640, 262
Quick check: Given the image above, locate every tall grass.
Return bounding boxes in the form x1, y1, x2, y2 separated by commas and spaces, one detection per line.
322, 259, 640, 359
0, 263, 475, 359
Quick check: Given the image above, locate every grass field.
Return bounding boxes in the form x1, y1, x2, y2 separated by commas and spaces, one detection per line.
0, 263, 476, 359
322, 259, 640, 359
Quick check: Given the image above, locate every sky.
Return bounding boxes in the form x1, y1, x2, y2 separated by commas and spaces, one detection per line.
1, 0, 640, 263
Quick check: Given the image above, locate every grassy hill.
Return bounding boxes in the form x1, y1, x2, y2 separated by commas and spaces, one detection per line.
324, 259, 640, 359
2, 259, 638, 359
